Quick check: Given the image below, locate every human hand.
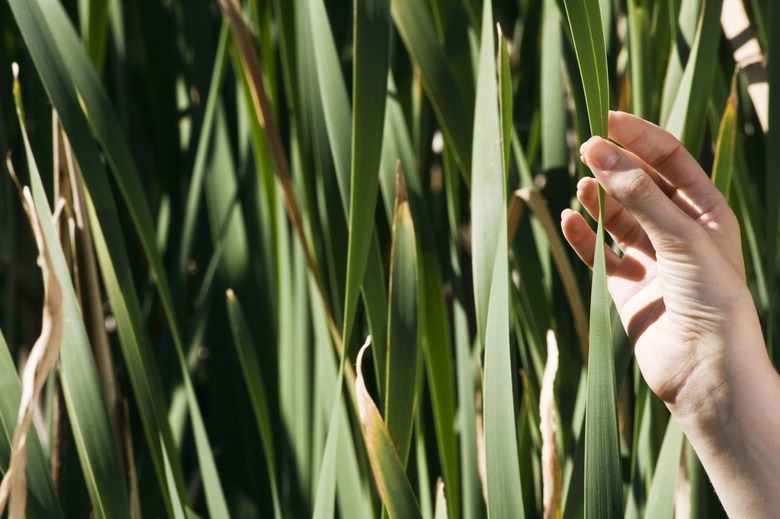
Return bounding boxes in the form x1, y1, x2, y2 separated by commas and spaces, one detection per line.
560, 111, 766, 415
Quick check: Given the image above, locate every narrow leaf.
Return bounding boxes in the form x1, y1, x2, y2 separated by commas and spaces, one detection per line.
561, 0, 623, 516
711, 74, 738, 197
342, 0, 390, 343
7, 1, 189, 511
385, 172, 419, 466
664, 0, 723, 154
471, 1, 524, 516
0, 184, 62, 519
561, 0, 609, 136
391, 0, 474, 173
356, 338, 422, 519
10, 2, 232, 513
12, 69, 132, 518
627, 0, 652, 119
225, 291, 283, 519
644, 420, 684, 519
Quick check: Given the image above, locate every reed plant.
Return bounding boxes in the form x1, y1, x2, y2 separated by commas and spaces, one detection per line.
0, 0, 776, 516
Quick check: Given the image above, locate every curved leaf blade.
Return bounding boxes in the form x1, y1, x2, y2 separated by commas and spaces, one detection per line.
12, 73, 131, 518
11, 0, 232, 516
356, 339, 422, 519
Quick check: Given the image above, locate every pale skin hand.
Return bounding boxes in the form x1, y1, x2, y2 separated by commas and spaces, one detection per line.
561, 111, 780, 517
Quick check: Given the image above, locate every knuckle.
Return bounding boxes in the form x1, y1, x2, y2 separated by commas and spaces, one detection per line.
620, 171, 654, 203
704, 204, 739, 237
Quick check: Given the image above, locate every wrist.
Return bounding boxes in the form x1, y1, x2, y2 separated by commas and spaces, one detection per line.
667, 317, 780, 517
668, 303, 772, 449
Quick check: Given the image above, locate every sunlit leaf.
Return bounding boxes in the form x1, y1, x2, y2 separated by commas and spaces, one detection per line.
561, 0, 622, 516
356, 338, 422, 519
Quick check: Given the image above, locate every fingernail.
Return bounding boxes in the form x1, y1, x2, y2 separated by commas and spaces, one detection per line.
561, 208, 573, 219
587, 139, 619, 171
576, 177, 588, 191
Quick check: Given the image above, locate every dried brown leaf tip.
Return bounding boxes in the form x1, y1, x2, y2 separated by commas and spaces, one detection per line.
540, 330, 561, 519
0, 182, 64, 518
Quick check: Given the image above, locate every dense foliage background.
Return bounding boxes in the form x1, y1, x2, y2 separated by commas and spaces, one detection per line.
0, 0, 777, 517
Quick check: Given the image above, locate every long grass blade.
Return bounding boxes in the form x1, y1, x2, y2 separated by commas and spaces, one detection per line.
9, 6, 188, 505
381, 75, 461, 519
310, 283, 374, 519
663, 0, 723, 154
12, 70, 132, 518
311, 392, 341, 519
644, 419, 684, 518
225, 291, 283, 518
391, 0, 474, 173
384, 172, 419, 466
78, 0, 109, 73
299, 0, 388, 368
16, 2, 232, 514
342, 0, 390, 347
764, 0, 780, 359
178, 23, 230, 279
0, 183, 62, 519
471, 1, 524, 516
659, 0, 700, 127
712, 75, 738, 197
561, 0, 609, 137
442, 141, 483, 519
561, 0, 622, 516
9, 2, 235, 514
511, 189, 589, 358
627, 0, 652, 119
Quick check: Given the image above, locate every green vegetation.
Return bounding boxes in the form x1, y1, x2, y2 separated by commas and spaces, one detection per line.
0, 0, 775, 516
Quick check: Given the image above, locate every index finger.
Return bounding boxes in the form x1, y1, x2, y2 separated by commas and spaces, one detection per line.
606, 111, 744, 275
607, 111, 726, 219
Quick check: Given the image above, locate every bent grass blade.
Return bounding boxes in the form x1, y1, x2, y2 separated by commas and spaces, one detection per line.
356, 338, 422, 519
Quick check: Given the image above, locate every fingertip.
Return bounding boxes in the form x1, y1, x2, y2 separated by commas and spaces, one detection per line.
584, 137, 620, 171
579, 136, 602, 154
560, 208, 576, 230
560, 210, 596, 268
607, 110, 632, 127
576, 177, 599, 204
